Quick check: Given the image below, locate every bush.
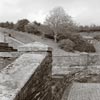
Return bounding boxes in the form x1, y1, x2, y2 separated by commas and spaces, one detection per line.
69, 34, 96, 53
74, 41, 96, 52
25, 24, 42, 35
59, 34, 96, 53
44, 32, 54, 39
58, 39, 75, 52
57, 32, 72, 42
14, 19, 29, 32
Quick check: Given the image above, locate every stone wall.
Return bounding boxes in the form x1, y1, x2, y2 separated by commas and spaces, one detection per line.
0, 42, 52, 100
53, 53, 100, 75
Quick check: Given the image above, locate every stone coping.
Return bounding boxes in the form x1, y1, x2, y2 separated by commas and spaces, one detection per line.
18, 42, 52, 52
0, 53, 46, 100
0, 52, 20, 58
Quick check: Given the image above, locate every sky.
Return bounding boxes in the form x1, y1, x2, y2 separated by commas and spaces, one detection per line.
0, 0, 100, 25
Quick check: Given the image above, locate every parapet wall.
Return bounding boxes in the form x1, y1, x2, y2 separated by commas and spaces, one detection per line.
53, 53, 100, 75
0, 42, 52, 100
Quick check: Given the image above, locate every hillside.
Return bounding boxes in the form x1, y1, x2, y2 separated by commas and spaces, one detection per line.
0, 27, 100, 54
0, 27, 68, 55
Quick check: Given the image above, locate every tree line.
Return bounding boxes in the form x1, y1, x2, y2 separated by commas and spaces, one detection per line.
0, 7, 96, 53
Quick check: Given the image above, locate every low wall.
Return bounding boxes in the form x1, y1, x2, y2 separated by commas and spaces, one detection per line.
53, 53, 88, 67
53, 53, 100, 75
0, 42, 52, 100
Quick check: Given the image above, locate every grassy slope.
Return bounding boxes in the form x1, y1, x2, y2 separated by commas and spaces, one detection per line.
1, 27, 100, 53
0, 27, 68, 55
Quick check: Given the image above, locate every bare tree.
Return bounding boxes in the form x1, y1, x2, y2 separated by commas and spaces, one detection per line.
44, 7, 76, 42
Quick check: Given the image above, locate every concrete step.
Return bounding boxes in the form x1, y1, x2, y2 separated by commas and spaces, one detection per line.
0, 43, 17, 52
0, 42, 8, 47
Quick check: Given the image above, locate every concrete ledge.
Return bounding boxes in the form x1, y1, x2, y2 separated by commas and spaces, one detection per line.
0, 53, 47, 100
0, 48, 52, 100
0, 52, 20, 58
18, 42, 52, 52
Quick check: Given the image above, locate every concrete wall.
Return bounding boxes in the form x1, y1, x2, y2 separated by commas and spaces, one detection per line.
0, 42, 52, 100
52, 53, 100, 75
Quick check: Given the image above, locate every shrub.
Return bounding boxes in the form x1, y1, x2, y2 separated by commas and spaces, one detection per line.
58, 39, 75, 52
57, 32, 72, 42
69, 34, 96, 53
25, 24, 42, 35
14, 19, 29, 32
59, 34, 96, 53
74, 41, 96, 52
44, 32, 54, 39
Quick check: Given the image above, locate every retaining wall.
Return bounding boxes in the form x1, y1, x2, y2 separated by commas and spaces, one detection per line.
53, 53, 100, 75
0, 42, 52, 100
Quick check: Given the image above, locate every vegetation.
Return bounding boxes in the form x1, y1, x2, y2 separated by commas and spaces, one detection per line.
59, 34, 96, 53
0, 21, 14, 29
78, 24, 100, 32
25, 22, 41, 35
59, 39, 75, 52
0, 6, 96, 53
14, 19, 29, 32
44, 7, 77, 42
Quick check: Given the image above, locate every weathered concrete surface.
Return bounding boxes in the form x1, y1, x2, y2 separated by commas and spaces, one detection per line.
67, 83, 100, 100
0, 42, 52, 100
18, 42, 52, 52
0, 53, 51, 100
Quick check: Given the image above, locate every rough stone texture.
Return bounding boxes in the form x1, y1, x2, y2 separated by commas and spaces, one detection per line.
0, 42, 52, 100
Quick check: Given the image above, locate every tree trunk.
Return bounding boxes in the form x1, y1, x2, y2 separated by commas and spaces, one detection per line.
54, 33, 57, 42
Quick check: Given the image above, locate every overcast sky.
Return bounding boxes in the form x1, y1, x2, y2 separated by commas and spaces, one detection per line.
0, 0, 100, 25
